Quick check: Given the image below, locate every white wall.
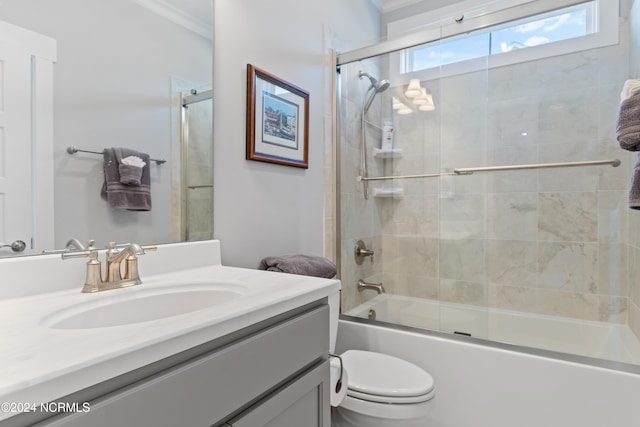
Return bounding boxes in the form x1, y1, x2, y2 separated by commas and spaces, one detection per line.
0, 0, 212, 249
213, 0, 380, 268
337, 320, 640, 427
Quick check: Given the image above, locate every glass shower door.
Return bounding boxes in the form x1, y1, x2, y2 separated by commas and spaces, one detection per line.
435, 38, 490, 339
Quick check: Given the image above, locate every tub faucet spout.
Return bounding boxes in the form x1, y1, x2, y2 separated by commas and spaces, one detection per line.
358, 279, 385, 294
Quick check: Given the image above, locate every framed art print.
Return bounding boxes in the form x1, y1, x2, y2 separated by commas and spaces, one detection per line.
246, 64, 309, 168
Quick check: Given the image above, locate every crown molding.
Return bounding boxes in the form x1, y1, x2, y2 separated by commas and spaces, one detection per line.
381, 0, 426, 14
127, 0, 212, 40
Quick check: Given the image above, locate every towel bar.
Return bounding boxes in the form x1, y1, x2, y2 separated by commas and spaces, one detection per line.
66, 146, 166, 165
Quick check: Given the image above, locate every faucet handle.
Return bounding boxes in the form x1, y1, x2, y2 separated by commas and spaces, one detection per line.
355, 240, 374, 264
61, 248, 97, 260
121, 245, 157, 283
62, 249, 104, 293
110, 242, 157, 253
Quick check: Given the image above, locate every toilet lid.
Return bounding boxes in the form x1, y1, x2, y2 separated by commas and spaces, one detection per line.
341, 350, 435, 402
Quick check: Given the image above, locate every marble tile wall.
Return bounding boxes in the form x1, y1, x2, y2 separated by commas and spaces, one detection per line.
338, 59, 389, 310
338, 15, 638, 329
628, 0, 640, 340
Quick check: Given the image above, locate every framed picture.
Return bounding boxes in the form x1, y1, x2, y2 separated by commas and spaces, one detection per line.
246, 64, 309, 168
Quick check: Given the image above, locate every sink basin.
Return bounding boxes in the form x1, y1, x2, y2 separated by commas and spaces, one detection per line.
40, 283, 247, 329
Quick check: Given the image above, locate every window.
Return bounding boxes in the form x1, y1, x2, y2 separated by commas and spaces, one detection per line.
405, 2, 597, 73
490, 2, 595, 54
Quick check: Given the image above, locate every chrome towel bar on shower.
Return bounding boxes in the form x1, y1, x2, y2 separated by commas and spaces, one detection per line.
357, 158, 621, 182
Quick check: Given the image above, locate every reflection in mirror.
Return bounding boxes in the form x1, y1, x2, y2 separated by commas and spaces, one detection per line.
181, 88, 214, 241
0, 0, 213, 257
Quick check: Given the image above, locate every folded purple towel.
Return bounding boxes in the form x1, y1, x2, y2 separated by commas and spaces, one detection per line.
616, 91, 640, 209
258, 255, 337, 278
119, 163, 144, 185
617, 91, 640, 151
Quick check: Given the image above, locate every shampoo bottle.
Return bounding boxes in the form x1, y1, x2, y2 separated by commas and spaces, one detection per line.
382, 122, 394, 151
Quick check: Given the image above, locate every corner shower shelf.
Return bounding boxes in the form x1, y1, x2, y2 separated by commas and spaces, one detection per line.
371, 188, 404, 198
373, 148, 403, 159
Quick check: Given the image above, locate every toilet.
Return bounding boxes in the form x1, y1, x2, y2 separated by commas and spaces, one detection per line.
328, 292, 435, 427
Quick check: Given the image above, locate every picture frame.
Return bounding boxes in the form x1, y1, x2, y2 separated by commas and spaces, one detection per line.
246, 64, 309, 169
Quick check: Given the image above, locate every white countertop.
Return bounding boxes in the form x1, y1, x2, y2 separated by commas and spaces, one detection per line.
0, 241, 339, 421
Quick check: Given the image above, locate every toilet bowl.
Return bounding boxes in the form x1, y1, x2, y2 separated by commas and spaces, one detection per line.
328, 292, 435, 427
331, 349, 435, 427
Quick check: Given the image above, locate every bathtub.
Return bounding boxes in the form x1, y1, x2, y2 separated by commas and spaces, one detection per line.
336, 316, 640, 427
343, 294, 640, 365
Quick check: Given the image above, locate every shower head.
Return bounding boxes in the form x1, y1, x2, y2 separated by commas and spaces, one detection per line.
376, 79, 391, 92
359, 70, 391, 114
359, 70, 391, 93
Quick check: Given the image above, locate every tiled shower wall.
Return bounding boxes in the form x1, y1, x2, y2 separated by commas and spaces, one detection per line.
339, 13, 639, 330
628, 0, 640, 339
338, 59, 387, 310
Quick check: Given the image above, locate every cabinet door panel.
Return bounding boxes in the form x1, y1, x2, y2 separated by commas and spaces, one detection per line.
226, 361, 330, 427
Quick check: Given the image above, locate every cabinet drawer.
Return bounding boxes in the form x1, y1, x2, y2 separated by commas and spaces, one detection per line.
41, 304, 329, 427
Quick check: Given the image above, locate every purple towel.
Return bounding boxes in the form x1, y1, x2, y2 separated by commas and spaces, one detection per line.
100, 147, 151, 211
616, 91, 640, 209
630, 154, 640, 210
617, 91, 640, 151
258, 255, 337, 278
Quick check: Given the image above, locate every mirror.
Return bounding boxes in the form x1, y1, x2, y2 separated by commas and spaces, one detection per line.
0, 0, 213, 257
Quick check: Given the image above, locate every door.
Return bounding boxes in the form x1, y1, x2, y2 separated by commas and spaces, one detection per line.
0, 38, 33, 256
0, 20, 55, 256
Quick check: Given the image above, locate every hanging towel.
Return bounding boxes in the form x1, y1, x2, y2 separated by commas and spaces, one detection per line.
616, 82, 640, 209
617, 90, 640, 151
258, 255, 337, 278
630, 154, 640, 210
100, 147, 152, 211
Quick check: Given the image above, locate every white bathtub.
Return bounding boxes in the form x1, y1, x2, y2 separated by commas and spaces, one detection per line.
344, 294, 640, 365
336, 318, 640, 427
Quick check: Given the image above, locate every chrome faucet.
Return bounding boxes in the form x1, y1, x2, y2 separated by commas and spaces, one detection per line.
105, 242, 144, 283
62, 241, 157, 293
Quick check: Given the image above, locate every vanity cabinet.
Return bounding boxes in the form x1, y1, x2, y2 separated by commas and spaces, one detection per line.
25, 303, 330, 427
